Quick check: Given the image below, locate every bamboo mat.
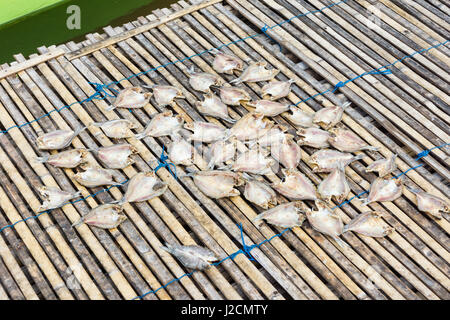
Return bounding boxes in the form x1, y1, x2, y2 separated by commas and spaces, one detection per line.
0, 0, 448, 300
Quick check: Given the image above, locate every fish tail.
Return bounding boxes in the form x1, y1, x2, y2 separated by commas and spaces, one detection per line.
134, 132, 147, 140
360, 198, 371, 207
142, 84, 155, 89
341, 101, 352, 109
353, 154, 366, 162
75, 126, 88, 136
73, 191, 83, 198
333, 237, 349, 249
253, 211, 268, 223
229, 78, 241, 85
104, 105, 116, 112
405, 185, 421, 194
223, 117, 237, 124
35, 155, 49, 163
160, 242, 175, 254
71, 216, 85, 228
362, 146, 379, 152
90, 122, 102, 127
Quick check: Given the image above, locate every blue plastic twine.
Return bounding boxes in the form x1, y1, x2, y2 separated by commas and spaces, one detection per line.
154, 146, 177, 179
87, 82, 118, 100
333, 68, 392, 92
415, 143, 449, 161
261, 24, 282, 51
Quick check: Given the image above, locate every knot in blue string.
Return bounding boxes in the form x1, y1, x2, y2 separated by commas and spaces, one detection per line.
261, 24, 282, 51
369, 68, 392, 76
332, 81, 346, 92
237, 223, 256, 261
415, 150, 430, 161
154, 146, 177, 179
88, 82, 118, 101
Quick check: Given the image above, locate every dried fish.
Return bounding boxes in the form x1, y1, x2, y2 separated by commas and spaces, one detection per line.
243, 174, 277, 209
253, 202, 305, 228
72, 204, 126, 229
248, 124, 289, 148
305, 200, 345, 245
245, 100, 290, 117
186, 170, 244, 199
185, 121, 228, 143
217, 86, 251, 106
188, 69, 224, 93
309, 149, 365, 173
231, 148, 275, 175
161, 243, 218, 270
313, 102, 350, 130
36, 127, 86, 150
118, 172, 168, 204
93, 143, 138, 169
407, 187, 449, 219
262, 79, 295, 100
135, 111, 183, 139
272, 168, 317, 201
343, 211, 394, 237
207, 138, 237, 169
230, 61, 279, 84
168, 134, 193, 166
227, 112, 274, 141
270, 137, 302, 169
37, 186, 81, 212
211, 50, 244, 74
296, 127, 331, 148
318, 165, 350, 204
365, 154, 397, 177
285, 107, 315, 128
73, 166, 117, 188
328, 127, 378, 152
195, 93, 235, 123
147, 85, 184, 107
35, 149, 89, 168
361, 177, 403, 206
91, 119, 136, 139
106, 87, 151, 111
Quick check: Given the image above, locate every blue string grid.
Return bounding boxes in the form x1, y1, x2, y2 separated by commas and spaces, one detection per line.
0, 0, 446, 300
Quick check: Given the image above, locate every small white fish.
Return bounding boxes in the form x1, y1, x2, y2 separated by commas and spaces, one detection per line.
91, 119, 136, 139
272, 168, 317, 201
407, 187, 449, 219
313, 101, 350, 130
37, 186, 81, 212
285, 107, 315, 128
245, 100, 290, 117
147, 85, 184, 107
73, 166, 117, 188
328, 127, 378, 153
168, 134, 193, 166
361, 177, 403, 206
270, 137, 302, 169
243, 174, 277, 209
207, 138, 237, 169
135, 111, 184, 140
188, 69, 224, 93
309, 149, 365, 173
305, 200, 345, 246
186, 170, 244, 199
253, 202, 305, 228
195, 93, 235, 123
106, 87, 151, 111
261, 79, 295, 100
161, 243, 218, 270
118, 172, 168, 204
35, 149, 89, 168
227, 112, 274, 141
36, 127, 87, 150
211, 50, 244, 75
94, 144, 138, 169
232, 148, 275, 175
72, 204, 126, 229
343, 211, 394, 237
365, 154, 397, 177
249, 124, 290, 148
184, 121, 227, 143
217, 86, 251, 106
297, 127, 331, 148
318, 165, 350, 204
230, 61, 279, 84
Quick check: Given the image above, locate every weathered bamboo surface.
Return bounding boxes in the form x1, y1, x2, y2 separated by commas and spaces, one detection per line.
0, 0, 448, 300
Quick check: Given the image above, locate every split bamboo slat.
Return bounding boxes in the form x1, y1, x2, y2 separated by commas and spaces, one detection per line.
0, 0, 448, 300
